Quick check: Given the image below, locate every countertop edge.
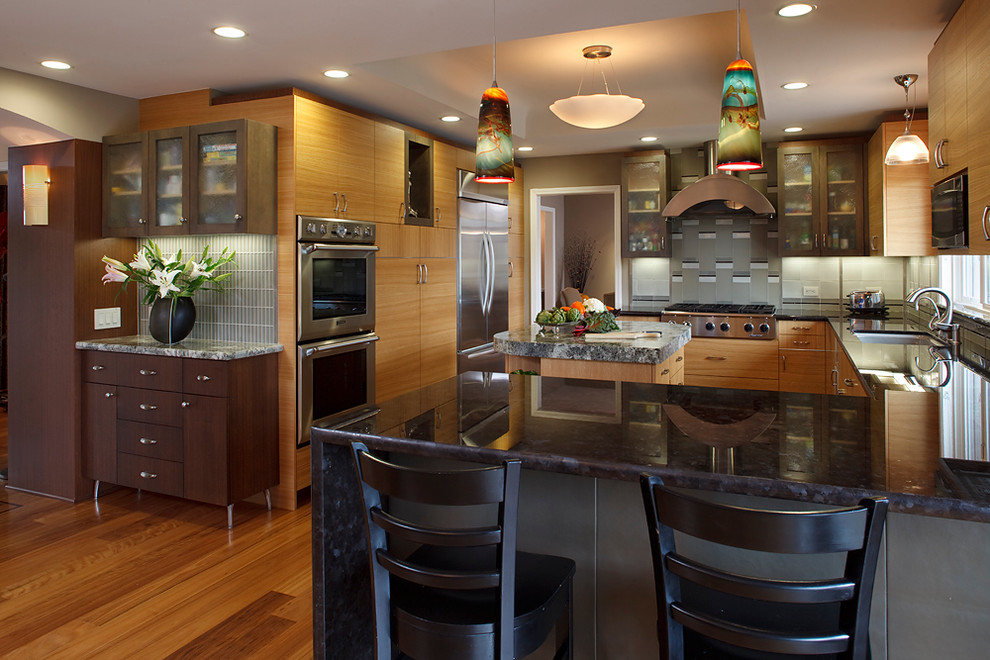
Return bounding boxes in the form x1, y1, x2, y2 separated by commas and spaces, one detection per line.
76, 336, 284, 360
495, 322, 691, 364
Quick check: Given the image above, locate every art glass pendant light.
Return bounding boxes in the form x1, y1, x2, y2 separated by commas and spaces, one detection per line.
475, 0, 514, 183
716, 0, 762, 172
884, 74, 929, 166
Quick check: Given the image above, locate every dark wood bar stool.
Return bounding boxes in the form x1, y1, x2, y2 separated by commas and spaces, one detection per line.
640, 475, 888, 660
350, 442, 575, 659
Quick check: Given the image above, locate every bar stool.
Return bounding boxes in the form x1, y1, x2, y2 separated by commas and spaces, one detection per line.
640, 474, 888, 659
351, 441, 575, 659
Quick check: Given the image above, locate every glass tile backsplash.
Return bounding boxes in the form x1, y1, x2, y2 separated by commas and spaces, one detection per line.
136, 234, 277, 344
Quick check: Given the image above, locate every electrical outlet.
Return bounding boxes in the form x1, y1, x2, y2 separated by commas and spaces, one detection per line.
94, 307, 121, 330
803, 286, 820, 297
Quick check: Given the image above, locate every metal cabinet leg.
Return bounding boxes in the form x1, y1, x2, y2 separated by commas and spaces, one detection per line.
264, 488, 272, 511
93, 480, 101, 500
227, 504, 234, 529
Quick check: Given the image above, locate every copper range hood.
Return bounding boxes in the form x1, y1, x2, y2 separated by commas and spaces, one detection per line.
661, 141, 775, 218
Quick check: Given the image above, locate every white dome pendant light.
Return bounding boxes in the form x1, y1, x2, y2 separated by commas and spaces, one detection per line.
550, 45, 645, 129
884, 74, 929, 166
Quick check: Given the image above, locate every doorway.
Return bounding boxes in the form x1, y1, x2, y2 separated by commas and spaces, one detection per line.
528, 186, 622, 319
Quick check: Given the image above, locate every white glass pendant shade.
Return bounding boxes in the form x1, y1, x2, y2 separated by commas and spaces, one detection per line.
549, 93, 645, 129
884, 132, 929, 165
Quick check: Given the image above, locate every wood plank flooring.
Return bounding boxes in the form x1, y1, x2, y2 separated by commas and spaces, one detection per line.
0, 407, 314, 659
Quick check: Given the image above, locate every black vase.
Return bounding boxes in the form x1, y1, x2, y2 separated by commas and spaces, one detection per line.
149, 296, 196, 344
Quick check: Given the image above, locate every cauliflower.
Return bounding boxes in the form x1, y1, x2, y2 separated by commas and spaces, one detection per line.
584, 297, 606, 314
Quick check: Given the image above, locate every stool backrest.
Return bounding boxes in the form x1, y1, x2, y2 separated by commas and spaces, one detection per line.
352, 442, 521, 659
641, 474, 888, 659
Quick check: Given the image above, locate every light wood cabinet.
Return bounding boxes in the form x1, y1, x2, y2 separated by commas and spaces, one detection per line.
81, 350, 279, 520
103, 119, 276, 236
295, 100, 374, 220
825, 325, 868, 397
433, 141, 459, 230
928, 2, 968, 185
867, 120, 934, 256
683, 338, 778, 391
778, 139, 866, 256
778, 320, 827, 395
526, 346, 685, 385
374, 122, 407, 225
508, 165, 524, 236
966, 0, 990, 252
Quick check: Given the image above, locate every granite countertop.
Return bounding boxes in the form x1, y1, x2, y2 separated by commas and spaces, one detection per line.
316, 370, 990, 523
76, 335, 283, 360
494, 321, 690, 364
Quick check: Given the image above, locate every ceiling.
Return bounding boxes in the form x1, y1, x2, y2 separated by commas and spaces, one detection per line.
0, 0, 963, 164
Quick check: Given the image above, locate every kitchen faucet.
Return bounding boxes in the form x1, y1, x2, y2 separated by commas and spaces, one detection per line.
905, 287, 959, 346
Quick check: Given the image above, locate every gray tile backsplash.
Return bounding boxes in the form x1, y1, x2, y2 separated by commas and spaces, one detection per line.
135, 234, 278, 344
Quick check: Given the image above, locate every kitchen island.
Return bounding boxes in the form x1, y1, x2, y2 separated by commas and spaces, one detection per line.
311, 369, 990, 660
494, 320, 690, 384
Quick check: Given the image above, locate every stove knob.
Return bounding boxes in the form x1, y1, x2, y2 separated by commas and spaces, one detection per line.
759, 323, 771, 333
744, 322, 754, 333
719, 322, 731, 332
363, 226, 373, 237
336, 224, 348, 238
306, 222, 316, 235
319, 223, 328, 235
705, 322, 716, 331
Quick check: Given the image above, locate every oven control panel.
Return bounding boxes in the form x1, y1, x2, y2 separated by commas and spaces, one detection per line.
298, 215, 376, 244
661, 313, 777, 340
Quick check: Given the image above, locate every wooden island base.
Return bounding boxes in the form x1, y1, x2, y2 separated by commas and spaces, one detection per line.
505, 347, 684, 385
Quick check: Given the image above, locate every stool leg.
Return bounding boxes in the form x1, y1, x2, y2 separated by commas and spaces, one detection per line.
264, 488, 272, 511
227, 504, 234, 529
93, 480, 101, 500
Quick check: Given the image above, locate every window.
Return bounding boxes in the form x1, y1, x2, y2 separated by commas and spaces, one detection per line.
939, 255, 990, 316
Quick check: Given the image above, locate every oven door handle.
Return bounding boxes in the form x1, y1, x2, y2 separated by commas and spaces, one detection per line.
302, 334, 379, 357
299, 243, 379, 254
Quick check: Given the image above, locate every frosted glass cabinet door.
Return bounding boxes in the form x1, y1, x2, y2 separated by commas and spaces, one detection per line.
780, 150, 817, 255
148, 126, 190, 235
621, 151, 671, 257
823, 148, 864, 255
193, 125, 243, 232
103, 134, 147, 236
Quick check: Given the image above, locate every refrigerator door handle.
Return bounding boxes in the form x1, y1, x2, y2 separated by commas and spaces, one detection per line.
485, 232, 496, 315
479, 234, 489, 314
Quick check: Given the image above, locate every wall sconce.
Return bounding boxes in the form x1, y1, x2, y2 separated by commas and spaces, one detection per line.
22, 164, 50, 226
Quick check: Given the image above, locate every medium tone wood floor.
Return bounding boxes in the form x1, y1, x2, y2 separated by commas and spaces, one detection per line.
0, 410, 314, 659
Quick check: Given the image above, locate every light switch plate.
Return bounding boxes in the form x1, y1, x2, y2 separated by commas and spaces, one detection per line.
94, 307, 121, 330
803, 286, 820, 297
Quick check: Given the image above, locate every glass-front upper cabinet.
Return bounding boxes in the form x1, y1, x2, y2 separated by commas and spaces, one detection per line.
621, 151, 671, 257
778, 139, 865, 256
103, 133, 146, 237
147, 126, 190, 235
189, 119, 277, 234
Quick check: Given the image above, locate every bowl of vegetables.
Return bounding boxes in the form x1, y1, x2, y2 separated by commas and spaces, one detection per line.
535, 306, 584, 336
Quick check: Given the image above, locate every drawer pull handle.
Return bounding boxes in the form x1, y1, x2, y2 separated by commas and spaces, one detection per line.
196, 375, 211, 382
844, 378, 856, 387
139, 437, 158, 445
792, 340, 811, 346
705, 356, 728, 361
92, 365, 105, 371
181, 401, 191, 408
782, 354, 787, 371
104, 392, 115, 398
139, 403, 157, 411
139, 369, 157, 376
661, 368, 670, 375
139, 471, 158, 479
676, 355, 683, 362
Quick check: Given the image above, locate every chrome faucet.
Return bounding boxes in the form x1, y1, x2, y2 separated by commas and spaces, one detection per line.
905, 287, 958, 345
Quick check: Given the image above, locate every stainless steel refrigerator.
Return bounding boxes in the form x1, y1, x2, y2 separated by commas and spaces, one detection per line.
456, 177, 509, 374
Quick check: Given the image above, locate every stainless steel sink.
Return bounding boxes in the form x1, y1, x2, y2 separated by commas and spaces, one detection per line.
853, 331, 946, 346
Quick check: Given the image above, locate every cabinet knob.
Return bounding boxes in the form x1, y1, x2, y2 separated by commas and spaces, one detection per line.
181, 401, 191, 408
661, 368, 670, 375
139, 437, 158, 445
139, 369, 157, 376
676, 355, 683, 362
139, 471, 158, 479
138, 218, 146, 225
196, 374, 211, 382
92, 364, 105, 371
179, 217, 188, 224
234, 213, 243, 221
104, 392, 115, 398
398, 202, 406, 222
139, 403, 158, 411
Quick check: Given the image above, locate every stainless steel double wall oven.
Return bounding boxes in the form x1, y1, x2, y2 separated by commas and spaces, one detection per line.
297, 215, 378, 446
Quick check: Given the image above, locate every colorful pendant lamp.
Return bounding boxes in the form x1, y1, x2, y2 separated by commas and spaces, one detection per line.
717, 0, 762, 172
475, 1, 514, 183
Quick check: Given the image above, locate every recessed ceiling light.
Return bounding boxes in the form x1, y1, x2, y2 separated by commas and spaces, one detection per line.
213, 26, 246, 39
640, 136, 659, 143
517, 146, 534, 152
778, 4, 815, 18
784, 126, 804, 133
782, 81, 809, 90
440, 115, 461, 123
41, 60, 71, 70
323, 69, 349, 79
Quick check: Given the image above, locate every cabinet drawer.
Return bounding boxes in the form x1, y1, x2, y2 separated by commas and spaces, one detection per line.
116, 353, 182, 391
82, 351, 119, 384
183, 359, 228, 397
117, 453, 183, 497
117, 420, 184, 462
685, 338, 779, 380
117, 387, 183, 427
779, 334, 825, 351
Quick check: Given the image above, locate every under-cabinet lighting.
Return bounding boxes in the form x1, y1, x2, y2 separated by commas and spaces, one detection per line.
323, 69, 349, 79
22, 164, 50, 226
213, 26, 246, 39
778, 4, 815, 18
41, 60, 71, 70
782, 81, 808, 90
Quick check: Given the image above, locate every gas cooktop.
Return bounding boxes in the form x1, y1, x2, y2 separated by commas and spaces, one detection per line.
663, 303, 776, 315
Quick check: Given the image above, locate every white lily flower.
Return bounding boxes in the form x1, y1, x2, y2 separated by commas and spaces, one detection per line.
102, 263, 128, 284
585, 298, 606, 313
130, 251, 152, 272
188, 260, 212, 279
149, 268, 181, 298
